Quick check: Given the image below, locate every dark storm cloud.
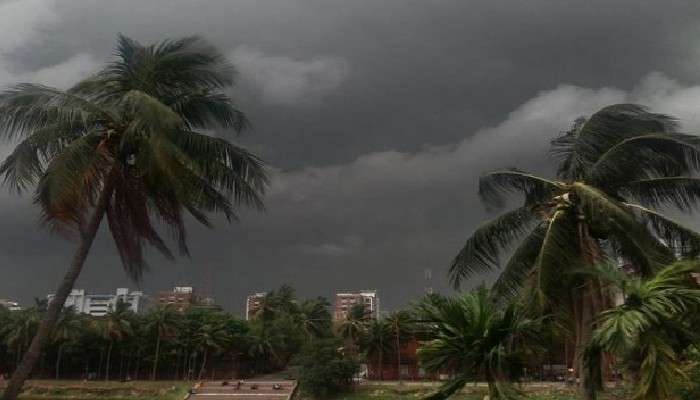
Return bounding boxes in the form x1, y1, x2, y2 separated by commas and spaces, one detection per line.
2, 0, 700, 314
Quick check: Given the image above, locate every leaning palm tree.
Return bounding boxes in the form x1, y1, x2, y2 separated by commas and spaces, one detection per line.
418, 288, 541, 400
0, 35, 267, 399
584, 261, 700, 400
145, 305, 179, 380
449, 105, 700, 396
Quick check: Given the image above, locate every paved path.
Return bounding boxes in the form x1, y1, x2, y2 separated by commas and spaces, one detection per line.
188, 380, 296, 400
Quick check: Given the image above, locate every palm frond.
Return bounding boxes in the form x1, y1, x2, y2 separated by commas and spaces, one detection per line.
34, 133, 110, 234
589, 134, 700, 188
533, 209, 580, 306
626, 203, 700, 258
550, 104, 677, 181
620, 177, 700, 212
478, 169, 561, 210
0, 124, 84, 192
0, 84, 115, 139
166, 92, 249, 131
449, 206, 540, 287
492, 225, 546, 297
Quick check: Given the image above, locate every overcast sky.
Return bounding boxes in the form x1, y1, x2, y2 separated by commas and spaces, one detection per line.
3, 0, 700, 315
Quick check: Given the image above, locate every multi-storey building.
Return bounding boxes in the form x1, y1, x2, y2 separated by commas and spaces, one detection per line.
157, 286, 199, 312
0, 299, 22, 311
245, 292, 266, 320
333, 290, 379, 321
48, 288, 145, 316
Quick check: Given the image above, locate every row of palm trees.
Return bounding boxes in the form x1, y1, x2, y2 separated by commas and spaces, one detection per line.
0, 288, 331, 383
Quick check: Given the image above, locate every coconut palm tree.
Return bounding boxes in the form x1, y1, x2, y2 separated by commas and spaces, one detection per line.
448, 105, 700, 396
51, 307, 82, 379
386, 311, 414, 381
4, 309, 40, 372
193, 322, 230, 380
337, 304, 368, 352
418, 288, 541, 400
583, 261, 700, 400
0, 35, 267, 399
145, 305, 179, 380
360, 319, 392, 380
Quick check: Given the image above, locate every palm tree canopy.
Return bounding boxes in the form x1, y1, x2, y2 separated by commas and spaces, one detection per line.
0, 34, 268, 281
584, 261, 700, 400
450, 105, 700, 305
417, 288, 541, 400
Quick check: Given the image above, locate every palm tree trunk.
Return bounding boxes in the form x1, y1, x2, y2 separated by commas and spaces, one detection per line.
55, 344, 64, 380
2, 182, 113, 400
198, 348, 208, 381
577, 219, 604, 400
105, 341, 113, 381
395, 322, 401, 383
118, 350, 124, 380
98, 348, 104, 379
151, 335, 161, 381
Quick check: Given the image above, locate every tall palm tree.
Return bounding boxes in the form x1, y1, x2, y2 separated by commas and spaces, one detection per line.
0, 35, 267, 399
51, 307, 82, 379
584, 261, 700, 400
93, 301, 133, 381
386, 311, 414, 381
4, 310, 40, 372
145, 305, 179, 380
360, 319, 392, 380
448, 105, 700, 396
337, 304, 367, 352
417, 288, 541, 400
193, 322, 230, 380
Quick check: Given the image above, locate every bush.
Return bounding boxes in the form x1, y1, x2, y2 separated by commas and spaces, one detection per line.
296, 337, 359, 398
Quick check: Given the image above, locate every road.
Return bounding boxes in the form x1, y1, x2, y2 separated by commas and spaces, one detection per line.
188, 380, 296, 400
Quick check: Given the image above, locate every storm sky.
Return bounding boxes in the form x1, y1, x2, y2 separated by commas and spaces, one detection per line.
3, 0, 700, 315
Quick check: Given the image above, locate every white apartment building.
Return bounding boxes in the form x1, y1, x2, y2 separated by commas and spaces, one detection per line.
47, 288, 145, 316
333, 290, 379, 321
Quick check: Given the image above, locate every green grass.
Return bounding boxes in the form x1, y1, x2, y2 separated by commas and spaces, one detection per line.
1, 380, 190, 400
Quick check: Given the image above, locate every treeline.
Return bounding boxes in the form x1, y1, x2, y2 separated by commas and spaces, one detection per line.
0, 286, 336, 381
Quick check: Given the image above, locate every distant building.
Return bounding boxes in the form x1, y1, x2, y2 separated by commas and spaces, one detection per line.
47, 288, 145, 316
0, 299, 22, 311
333, 290, 379, 321
246, 292, 266, 320
158, 286, 199, 312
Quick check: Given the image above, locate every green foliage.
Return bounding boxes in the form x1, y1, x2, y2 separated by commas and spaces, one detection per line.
0, 285, 336, 381
416, 287, 542, 400
0, 34, 268, 281
297, 337, 360, 398
585, 261, 700, 400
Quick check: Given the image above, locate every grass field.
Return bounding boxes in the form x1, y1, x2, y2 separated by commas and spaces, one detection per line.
1, 380, 190, 400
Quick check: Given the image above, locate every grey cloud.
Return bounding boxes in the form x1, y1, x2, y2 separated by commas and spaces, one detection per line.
3, 0, 700, 313
231, 46, 349, 105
